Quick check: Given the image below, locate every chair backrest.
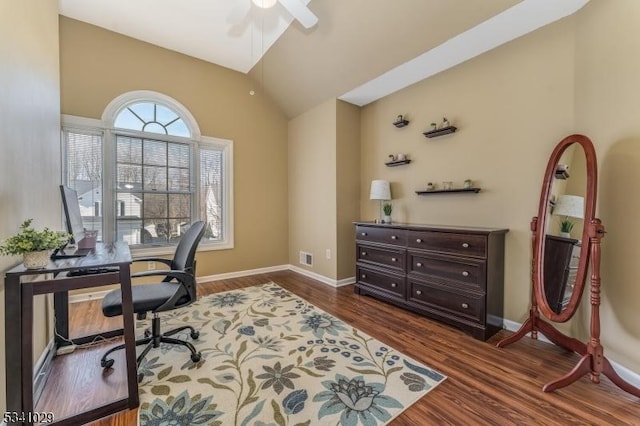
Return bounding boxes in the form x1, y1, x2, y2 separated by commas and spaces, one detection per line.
170, 221, 206, 275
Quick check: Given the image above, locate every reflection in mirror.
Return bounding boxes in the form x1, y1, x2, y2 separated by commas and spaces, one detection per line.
543, 144, 586, 314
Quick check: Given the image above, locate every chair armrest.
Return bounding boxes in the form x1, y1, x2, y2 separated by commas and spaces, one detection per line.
132, 257, 173, 267
131, 270, 191, 282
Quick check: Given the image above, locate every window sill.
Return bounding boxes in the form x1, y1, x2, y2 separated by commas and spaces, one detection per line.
131, 240, 233, 258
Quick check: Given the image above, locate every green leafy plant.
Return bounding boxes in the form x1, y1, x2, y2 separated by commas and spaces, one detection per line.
560, 219, 574, 233
0, 219, 70, 256
383, 203, 393, 216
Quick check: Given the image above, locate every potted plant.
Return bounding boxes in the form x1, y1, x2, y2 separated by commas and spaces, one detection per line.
559, 219, 574, 238
0, 219, 70, 269
382, 203, 393, 224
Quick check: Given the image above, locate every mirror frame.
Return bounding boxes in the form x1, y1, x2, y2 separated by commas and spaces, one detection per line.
533, 134, 597, 322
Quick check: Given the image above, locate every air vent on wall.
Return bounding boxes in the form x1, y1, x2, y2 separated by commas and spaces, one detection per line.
299, 251, 313, 266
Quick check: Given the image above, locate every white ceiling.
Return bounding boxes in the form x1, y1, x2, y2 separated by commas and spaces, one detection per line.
59, 0, 590, 118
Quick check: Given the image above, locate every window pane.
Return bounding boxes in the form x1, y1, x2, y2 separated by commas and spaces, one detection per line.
143, 122, 167, 135
114, 108, 144, 131
63, 130, 104, 240
166, 119, 190, 138
156, 104, 178, 125
169, 194, 190, 218
143, 220, 169, 243
143, 165, 167, 191
143, 193, 168, 219
144, 140, 167, 166
117, 137, 142, 164
117, 218, 143, 245
169, 218, 190, 242
168, 143, 190, 168
117, 164, 143, 188
129, 102, 154, 123
116, 192, 142, 218
168, 168, 189, 191
200, 147, 223, 241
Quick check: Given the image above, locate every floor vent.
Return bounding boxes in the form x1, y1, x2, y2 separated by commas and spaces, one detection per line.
299, 251, 313, 266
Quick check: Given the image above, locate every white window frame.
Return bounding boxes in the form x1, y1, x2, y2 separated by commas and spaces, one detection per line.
61, 91, 234, 256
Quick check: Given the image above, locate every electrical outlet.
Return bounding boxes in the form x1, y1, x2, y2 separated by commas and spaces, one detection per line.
326, 249, 331, 260
147, 261, 156, 270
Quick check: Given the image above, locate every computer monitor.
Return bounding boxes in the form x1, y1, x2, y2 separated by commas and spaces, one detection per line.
59, 184, 99, 253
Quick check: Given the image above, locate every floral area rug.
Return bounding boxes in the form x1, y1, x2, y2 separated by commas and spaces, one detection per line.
137, 283, 446, 425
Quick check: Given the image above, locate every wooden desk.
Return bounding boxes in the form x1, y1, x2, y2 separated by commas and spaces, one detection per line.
4, 242, 139, 425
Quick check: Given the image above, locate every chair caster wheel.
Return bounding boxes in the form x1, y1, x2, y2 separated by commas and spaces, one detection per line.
190, 330, 199, 340
101, 358, 114, 369
138, 373, 144, 383
144, 329, 151, 338
191, 352, 202, 363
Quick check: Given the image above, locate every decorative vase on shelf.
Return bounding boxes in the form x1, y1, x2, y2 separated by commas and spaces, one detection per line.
23, 250, 50, 269
383, 215, 392, 224
559, 232, 571, 238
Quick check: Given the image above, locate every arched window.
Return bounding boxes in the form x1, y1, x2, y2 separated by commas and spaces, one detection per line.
61, 91, 233, 253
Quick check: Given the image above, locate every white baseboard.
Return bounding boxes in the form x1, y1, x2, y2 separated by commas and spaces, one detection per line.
69, 289, 113, 304
288, 265, 355, 288
502, 319, 640, 388
197, 264, 290, 283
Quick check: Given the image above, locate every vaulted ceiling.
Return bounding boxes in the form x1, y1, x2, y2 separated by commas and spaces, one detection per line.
59, 0, 589, 118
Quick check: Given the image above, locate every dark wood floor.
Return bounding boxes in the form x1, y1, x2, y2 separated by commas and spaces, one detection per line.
37, 270, 639, 425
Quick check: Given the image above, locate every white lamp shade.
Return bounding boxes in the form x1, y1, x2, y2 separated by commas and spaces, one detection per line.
553, 194, 584, 219
370, 180, 391, 200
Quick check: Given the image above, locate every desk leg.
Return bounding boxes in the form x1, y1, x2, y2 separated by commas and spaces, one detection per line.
21, 281, 35, 426
53, 291, 69, 346
119, 264, 139, 407
5, 275, 24, 416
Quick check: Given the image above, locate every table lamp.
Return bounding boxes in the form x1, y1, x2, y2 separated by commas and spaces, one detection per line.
370, 180, 391, 223
552, 194, 584, 237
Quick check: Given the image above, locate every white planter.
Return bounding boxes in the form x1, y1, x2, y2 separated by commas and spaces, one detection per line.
23, 250, 50, 269
383, 215, 392, 224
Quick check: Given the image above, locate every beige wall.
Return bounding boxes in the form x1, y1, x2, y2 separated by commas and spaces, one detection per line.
336, 101, 361, 280
0, 0, 61, 412
573, 0, 640, 372
361, 16, 576, 330
288, 99, 338, 279
59, 17, 290, 276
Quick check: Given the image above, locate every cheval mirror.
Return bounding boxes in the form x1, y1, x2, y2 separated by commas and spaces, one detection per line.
497, 134, 640, 397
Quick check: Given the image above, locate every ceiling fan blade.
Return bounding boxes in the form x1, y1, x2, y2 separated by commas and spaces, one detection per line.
228, 0, 252, 25
278, 0, 318, 29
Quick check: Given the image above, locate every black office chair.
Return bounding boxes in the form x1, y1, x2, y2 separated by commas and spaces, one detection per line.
100, 221, 206, 381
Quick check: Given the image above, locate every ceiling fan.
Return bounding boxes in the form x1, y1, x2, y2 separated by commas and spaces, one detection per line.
229, 0, 318, 29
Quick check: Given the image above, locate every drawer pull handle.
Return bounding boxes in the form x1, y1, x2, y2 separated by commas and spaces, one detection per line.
416, 262, 423, 267
462, 242, 470, 248
416, 238, 423, 243
361, 274, 366, 279
361, 232, 368, 236
391, 257, 397, 262
361, 252, 367, 256
462, 271, 470, 277
391, 235, 397, 240
416, 290, 422, 295
391, 283, 397, 288
461, 303, 469, 309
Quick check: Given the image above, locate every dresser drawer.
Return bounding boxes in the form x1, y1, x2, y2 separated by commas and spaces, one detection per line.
356, 225, 407, 247
408, 280, 484, 324
357, 266, 405, 297
408, 253, 486, 292
408, 230, 487, 258
357, 244, 405, 272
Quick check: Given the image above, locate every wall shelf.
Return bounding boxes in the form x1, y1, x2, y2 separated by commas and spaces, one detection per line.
393, 119, 410, 128
423, 125, 457, 138
385, 159, 411, 167
416, 187, 481, 195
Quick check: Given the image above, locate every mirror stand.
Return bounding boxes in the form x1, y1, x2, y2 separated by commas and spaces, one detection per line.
498, 217, 640, 397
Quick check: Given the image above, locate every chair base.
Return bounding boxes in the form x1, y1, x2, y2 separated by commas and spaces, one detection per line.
100, 313, 201, 382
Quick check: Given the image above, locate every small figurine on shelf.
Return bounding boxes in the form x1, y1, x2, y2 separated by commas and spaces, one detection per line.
388, 154, 396, 162
464, 179, 473, 189
427, 182, 435, 191
442, 117, 450, 128
396, 115, 403, 122
430, 122, 437, 131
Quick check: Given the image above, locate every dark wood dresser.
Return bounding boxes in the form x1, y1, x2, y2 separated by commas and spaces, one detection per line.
354, 222, 508, 340
543, 234, 581, 314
